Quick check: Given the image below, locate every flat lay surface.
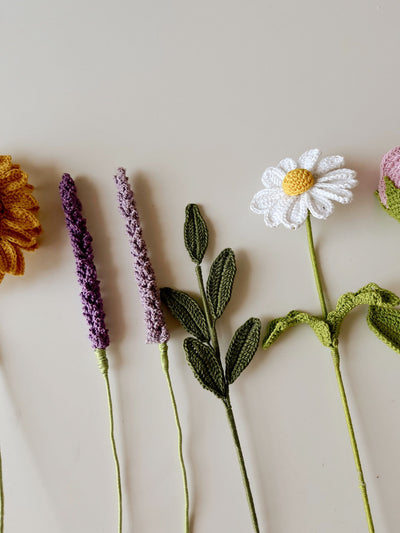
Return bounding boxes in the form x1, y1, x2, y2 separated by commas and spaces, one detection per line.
2, 0, 400, 531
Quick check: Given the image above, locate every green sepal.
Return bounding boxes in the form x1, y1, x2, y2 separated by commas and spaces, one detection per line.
382, 176, 400, 223
327, 283, 400, 340
206, 248, 236, 320
262, 311, 332, 349
184, 204, 209, 264
226, 318, 261, 384
160, 287, 210, 342
367, 306, 400, 355
183, 337, 227, 399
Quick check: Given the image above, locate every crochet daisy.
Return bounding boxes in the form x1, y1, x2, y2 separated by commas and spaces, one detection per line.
250, 149, 357, 229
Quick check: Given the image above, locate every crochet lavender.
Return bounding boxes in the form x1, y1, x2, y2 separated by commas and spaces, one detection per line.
114, 168, 170, 344
59, 173, 110, 350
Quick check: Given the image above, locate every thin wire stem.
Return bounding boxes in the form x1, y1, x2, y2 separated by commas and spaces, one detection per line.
305, 213, 375, 532
96, 349, 122, 533
160, 343, 190, 533
0, 447, 4, 533
224, 396, 260, 533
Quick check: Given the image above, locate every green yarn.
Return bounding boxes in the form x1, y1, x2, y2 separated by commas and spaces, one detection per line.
206, 248, 236, 320
0, 448, 4, 533
226, 318, 261, 384
306, 213, 328, 318
184, 337, 226, 399
184, 204, 209, 264
380, 176, 400, 223
159, 343, 190, 533
94, 349, 122, 533
367, 306, 400, 355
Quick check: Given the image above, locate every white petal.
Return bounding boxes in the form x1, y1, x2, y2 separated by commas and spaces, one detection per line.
278, 158, 297, 173
305, 190, 334, 220
315, 155, 344, 176
317, 169, 357, 188
263, 195, 293, 227
261, 166, 285, 188
298, 149, 321, 172
313, 183, 353, 204
250, 188, 283, 213
283, 195, 308, 229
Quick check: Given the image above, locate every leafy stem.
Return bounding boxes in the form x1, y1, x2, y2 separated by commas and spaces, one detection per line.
195, 264, 221, 363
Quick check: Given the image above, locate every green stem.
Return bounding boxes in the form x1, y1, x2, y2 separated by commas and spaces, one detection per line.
224, 396, 260, 533
195, 264, 221, 360
331, 347, 374, 532
305, 215, 375, 532
305, 212, 328, 319
95, 349, 122, 533
0, 447, 4, 533
160, 343, 190, 533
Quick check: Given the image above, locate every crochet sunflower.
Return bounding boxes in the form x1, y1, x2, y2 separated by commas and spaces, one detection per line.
0, 156, 41, 282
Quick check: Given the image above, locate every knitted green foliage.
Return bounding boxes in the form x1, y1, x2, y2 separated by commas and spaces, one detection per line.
226, 318, 261, 384
379, 177, 400, 223
184, 204, 209, 264
367, 306, 400, 355
206, 248, 236, 320
263, 310, 332, 349
327, 283, 400, 340
160, 287, 210, 342
183, 337, 227, 399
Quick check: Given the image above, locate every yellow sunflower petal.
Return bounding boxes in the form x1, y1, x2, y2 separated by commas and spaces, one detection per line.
0, 239, 20, 275
2, 187, 39, 211
5, 207, 41, 232
14, 246, 25, 275
0, 220, 38, 250
0, 156, 12, 175
0, 168, 28, 193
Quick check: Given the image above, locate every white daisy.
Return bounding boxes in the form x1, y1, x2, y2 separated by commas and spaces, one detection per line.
250, 149, 357, 230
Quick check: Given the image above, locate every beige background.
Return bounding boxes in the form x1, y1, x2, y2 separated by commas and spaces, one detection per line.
1, 0, 400, 531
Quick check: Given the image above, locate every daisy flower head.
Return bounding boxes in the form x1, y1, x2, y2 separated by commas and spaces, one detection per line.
250, 149, 357, 230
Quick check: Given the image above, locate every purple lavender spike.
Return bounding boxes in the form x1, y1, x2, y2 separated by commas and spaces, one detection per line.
114, 168, 170, 344
59, 174, 110, 350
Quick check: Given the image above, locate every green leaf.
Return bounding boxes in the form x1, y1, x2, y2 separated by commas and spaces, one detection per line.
383, 176, 400, 223
160, 287, 210, 342
206, 248, 236, 320
183, 337, 226, 398
226, 318, 261, 384
327, 283, 400, 340
367, 306, 400, 355
262, 311, 332, 349
184, 204, 209, 264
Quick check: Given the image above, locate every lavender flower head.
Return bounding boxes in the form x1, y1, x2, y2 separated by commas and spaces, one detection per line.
114, 168, 170, 344
59, 174, 109, 350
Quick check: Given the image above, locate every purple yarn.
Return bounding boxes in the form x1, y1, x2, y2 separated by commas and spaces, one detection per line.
114, 168, 170, 344
59, 174, 110, 350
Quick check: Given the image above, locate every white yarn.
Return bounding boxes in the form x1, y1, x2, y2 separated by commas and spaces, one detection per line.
250, 149, 357, 230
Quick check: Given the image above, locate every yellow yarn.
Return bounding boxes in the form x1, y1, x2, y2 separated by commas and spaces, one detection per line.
282, 168, 314, 196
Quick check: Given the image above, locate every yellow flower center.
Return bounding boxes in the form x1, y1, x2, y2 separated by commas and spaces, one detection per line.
282, 169, 314, 196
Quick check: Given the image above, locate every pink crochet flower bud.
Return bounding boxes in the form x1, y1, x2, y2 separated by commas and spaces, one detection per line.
379, 146, 400, 207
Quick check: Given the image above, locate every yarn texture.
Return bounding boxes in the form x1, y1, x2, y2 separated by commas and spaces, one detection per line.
114, 167, 169, 344
250, 149, 357, 229
378, 146, 400, 207
0, 155, 41, 281
59, 174, 109, 349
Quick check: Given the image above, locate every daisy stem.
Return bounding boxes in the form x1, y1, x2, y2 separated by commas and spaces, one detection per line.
305, 214, 375, 533
95, 349, 122, 533
195, 264, 260, 533
305, 212, 328, 319
159, 342, 190, 533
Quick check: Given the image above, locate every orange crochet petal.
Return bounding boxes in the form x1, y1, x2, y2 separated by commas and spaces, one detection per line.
0, 168, 28, 193
0, 239, 20, 275
0, 220, 38, 250
2, 187, 39, 211
14, 246, 25, 275
0, 156, 12, 174
5, 207, 41, 232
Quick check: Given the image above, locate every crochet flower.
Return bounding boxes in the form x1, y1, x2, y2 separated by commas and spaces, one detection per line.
377, 146, 400, 222
250, 149, 357, 229
0, 155, 41, 281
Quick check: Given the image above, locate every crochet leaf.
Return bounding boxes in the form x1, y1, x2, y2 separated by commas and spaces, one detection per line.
327, 283, 400, 340
184, 204, 209, 264
206, 248, 236, 320
184, 337, 226, 399
160, 287, 210, 342
226, 318, 261, 384
262, 311, 332, 349
383, 176, 400, 223
367, 306, 400, 355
